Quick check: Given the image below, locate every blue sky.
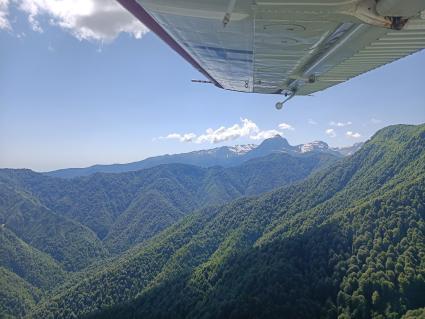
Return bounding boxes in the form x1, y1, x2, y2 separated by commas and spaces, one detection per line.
1, 1, 424, 171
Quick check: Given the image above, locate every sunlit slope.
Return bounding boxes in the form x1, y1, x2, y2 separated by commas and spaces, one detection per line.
0, 226, 66, 318
0, 183, 108, 271
0, 226, 65, 290
1, 152, 336, 255
105, 152, 338, 253
0, 267, 41, 318
30, 124, 425, 319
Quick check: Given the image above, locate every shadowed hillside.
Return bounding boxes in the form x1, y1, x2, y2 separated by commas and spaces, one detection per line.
0, 150, 337, 318
27, 124, 425, 319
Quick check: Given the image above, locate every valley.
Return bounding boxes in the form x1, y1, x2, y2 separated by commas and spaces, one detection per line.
0, 125, 424, 319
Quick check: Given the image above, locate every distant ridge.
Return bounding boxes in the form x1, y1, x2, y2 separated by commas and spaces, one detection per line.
44, 135, 359, 179
30, 124, 425, 319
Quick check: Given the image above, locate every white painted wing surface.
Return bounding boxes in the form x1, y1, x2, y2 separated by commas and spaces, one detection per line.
135, 0, 425, 95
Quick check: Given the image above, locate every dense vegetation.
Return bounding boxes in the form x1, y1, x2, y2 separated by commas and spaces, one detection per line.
25, 124, 425, 319
0, 148, 335, 318
0, 152, 334, 254
0, 183, 108, 271
0, 226, 65, 290
0, 267, 41, 318
105, 152, 337, 253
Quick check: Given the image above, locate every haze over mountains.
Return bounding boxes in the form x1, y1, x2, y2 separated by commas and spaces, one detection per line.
44, 135, 363, 179
1, 124, 424, 319
1, 143, 340, 318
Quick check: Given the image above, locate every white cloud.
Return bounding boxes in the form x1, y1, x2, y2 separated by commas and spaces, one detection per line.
250, 130, 281, 141
159, 118, 291, 144
15, 0, 148, 41
278, 122, 294, 131
330, 121, 352, 127
371, 118, 382, 124
325, 128, 336, 138
308, 119, 317, 125
346, 131, 361, 138
163, 133, 197, 143
197, 118, 259, 144
160, 119, 260, 144
0, 0, 10, 30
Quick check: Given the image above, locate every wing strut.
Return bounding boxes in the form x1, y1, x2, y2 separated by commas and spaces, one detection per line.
275, 90, 297, 110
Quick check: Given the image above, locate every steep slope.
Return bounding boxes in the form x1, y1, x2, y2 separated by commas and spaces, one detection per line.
0, 267, 41, 319
29, 124, 425, 319
0, 183, 108, 271
0, 152, 336, 256
0, 170, 138, 240
104, 152, 337, 253
45, 135, 344, 179
0, 226, 65, 291
226, 152, 337, 195
243, 134, 296, 160
102, 165, 208, 253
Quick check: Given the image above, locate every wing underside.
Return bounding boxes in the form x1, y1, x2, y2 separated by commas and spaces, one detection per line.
124, 0, 425, 95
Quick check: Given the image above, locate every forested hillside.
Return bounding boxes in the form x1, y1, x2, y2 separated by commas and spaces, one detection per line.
0, 149, 336, 318
0, 152, 335, 255
28, 124, 425, 319
0, 226, 65, 290
0, 184, 108, 271
0, 226, 66, 318
105, 152, 336, 253
0, 267, 42, 318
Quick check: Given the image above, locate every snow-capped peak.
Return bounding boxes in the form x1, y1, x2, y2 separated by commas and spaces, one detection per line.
299, 141, 329, 153
228, 144, 258, 155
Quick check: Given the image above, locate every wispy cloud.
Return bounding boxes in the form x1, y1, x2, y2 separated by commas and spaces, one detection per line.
0, 0, 10, 30
346, 131, 361, 138
4, 0, 148, 41
330, 121, 352, 127
159, 119, 293, 144
371, 118, 382, 124
325, 128, 336, 138
308, 119, 317, 125
278, 122, 294, 131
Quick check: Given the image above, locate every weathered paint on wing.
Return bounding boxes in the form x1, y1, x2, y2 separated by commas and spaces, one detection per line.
118, 0, 425, 96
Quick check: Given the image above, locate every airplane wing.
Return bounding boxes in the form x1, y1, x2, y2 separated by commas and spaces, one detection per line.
117, 0, 425, 97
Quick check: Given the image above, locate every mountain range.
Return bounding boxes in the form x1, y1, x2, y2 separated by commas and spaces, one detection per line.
35, 124, 425, 319
44, 135, 363, 179
1, 124, 423, 319
0, 148, 340, 318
